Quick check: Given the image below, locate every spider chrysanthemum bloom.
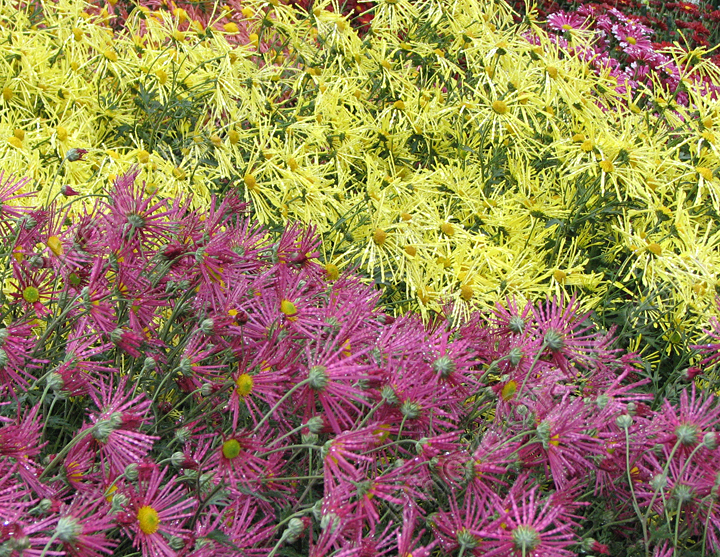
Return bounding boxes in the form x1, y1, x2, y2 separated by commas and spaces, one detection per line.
118, 466, 196, 557
531, 295, 617, 377
102, 167, 185, 253
51, 495, 117, 557
481, 484, 578, 556
0, 171, 33, 236
85, 377, 158, 477
652, 384, 720, 455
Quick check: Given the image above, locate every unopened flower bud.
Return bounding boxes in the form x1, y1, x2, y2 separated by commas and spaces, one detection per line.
626, 402, 637, 416
65, 148, 88, 162
200, 383, 214, 397
199, 318, 214, 335
508, 347, 523, 366
704, 432, 717, 450
168, 536, 185, 550
110, 492, 129, 512
283, 518, 305, 544
616, 414, 633, 429
302, 432, 318, 445
46, 372, 64, 392
60, 184, 79, 196
171, 452, 187, 467
308, 365, 329, 391
141, 357, 156, 374
175, 426, 191, 444
595, 394, 609, 410
176, 357, 192, 376
19, 215, 37, 230
305, 416, 324, 434
650, 473, 668, 491
320, 512, 340, 534
55, 516, 82, 543
124, 463, 138, 481
381, 385, 399, 406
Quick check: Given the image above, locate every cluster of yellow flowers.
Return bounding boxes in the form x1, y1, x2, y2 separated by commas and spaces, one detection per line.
2, 0, 719, 361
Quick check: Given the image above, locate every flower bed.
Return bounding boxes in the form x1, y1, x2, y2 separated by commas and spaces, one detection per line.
1, 0, 720, 554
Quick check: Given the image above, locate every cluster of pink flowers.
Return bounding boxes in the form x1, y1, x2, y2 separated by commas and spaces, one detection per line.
525, 4, 720, 105
2, 168, 720, 556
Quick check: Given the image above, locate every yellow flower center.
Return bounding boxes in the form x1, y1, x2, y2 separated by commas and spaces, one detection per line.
235, 373, 254, 397
23, 286, 40, 304
137, 506, 160, 535
627, 36, 637, 45
223, 439, 241, 459
280, 299, 298, 320
491, 100, 508, 115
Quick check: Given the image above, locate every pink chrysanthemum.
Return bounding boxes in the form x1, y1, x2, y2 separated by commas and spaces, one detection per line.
531, 295, 617, 379
547, 11, 588, 33
118, 466, 197, 557
652, 384, 720, 455
481, 483, 578, 556
0, 171, 33, 236
52, 495, 117, 557
85, 377, 158, 477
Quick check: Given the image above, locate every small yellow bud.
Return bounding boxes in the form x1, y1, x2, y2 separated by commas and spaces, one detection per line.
404, 245, 417, 257
581, 139, 594, 152
241, 7, 254, 18
173, 29, 186, 42
244, 174, 257, 191
599, 160, 614, 173
173, 167, 186, 179
553, 269, 567, 283
2, 86, 13, 102
228, 129, 240, 144
697, 167, 714, 181
491, 100, 507, 114
546, 66, 558, 79
137, 149, 149, 163
373, 228, 387, 246
72, 27, 83, 41
249, 33, 259, 46
13, 129, 24, 140
460, 284, 474, 301
210, 134, 222, 147
224, 22, 239, 33
393, 100, 405, 110
56, 126, 68, 141
701, 116, 713, 128
104, 49, 118, 62
647, 242, 662, 256
288, 157, 299, 171
155, 69, 167, 84
7, 136, 22, 148
325, 263, 339, 281
400, 212, 412, 221
440, 222, 455, 236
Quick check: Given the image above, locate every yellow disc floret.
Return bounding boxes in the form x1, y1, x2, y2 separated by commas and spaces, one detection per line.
137, 506, 160, 535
